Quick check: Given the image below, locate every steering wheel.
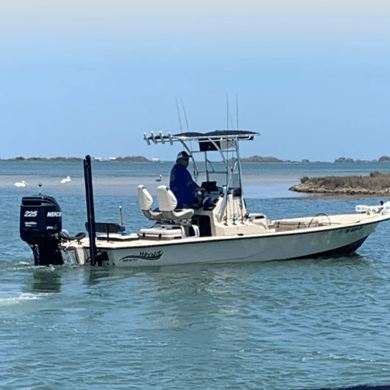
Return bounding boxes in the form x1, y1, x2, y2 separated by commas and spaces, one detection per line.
193, 190, 207, 209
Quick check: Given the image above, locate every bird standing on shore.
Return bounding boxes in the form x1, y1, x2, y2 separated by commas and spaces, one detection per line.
61, 176, 71, 184
155, 174, 162, 182
14, 181, 28, 187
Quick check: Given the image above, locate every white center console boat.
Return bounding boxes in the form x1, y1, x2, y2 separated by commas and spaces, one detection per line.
20, 130, 390, 266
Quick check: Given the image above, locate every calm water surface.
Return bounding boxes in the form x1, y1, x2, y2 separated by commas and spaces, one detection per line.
1, 162, 390, 389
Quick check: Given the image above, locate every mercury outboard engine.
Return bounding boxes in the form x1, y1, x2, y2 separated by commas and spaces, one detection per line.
20, 195, 64, 266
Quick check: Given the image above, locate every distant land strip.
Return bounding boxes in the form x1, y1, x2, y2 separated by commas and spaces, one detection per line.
1, 155, 390, 163
0, 156, 150, 163
240, 155, 390, 163
290, 172, 390, 196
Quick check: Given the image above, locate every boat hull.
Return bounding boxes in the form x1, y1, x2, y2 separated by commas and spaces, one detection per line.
101, 219, 381, 267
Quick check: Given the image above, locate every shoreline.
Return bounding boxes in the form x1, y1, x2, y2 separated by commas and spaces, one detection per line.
294, 192, 390, 199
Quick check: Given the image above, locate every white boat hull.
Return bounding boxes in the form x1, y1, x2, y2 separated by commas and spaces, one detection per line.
84, 217, 384, 267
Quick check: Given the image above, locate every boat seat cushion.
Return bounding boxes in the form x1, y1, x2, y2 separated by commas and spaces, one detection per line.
138, 185, 163, 220
162, 209, 194, 220
140, 226, 183, 239
157, 185, 194, 221
138, 185, 153, 210
157, 185, 177, 211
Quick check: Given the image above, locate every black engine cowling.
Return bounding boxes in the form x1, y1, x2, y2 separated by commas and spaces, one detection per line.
20, 195, 64, 265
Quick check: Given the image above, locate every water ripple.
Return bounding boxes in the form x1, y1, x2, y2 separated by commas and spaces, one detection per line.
2, 166, 390, 389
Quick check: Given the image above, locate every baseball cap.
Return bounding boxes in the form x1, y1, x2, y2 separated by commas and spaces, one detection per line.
177, 151, 191, 160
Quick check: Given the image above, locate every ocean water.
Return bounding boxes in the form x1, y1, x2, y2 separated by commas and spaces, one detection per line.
1, 161, 390, 389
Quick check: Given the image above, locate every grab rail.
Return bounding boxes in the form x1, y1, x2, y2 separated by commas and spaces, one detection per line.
308, 213, 331, 228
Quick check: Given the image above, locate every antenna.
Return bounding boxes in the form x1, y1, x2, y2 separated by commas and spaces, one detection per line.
180, 97, 190, 132
226, 94, 229, 130
119, 206, 124, 228
175, 98, 183, 132
236, 94, 239, 130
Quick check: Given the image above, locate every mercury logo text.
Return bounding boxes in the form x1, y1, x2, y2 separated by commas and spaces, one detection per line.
47, 212, 62, 217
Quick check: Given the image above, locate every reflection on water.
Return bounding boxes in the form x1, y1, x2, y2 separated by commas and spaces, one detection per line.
19, 251, 373, 295
30, 267, 62, 293
1, 248, 390, 389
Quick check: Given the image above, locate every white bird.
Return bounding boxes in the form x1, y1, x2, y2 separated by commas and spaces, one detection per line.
14, 181, 28, 187
61, 176, 71, 184
155, 174, 162, 182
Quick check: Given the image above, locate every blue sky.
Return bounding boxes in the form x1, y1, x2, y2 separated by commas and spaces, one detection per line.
0, 0, 389, 162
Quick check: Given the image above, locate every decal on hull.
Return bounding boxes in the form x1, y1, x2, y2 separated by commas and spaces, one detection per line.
120, 250, 163, 262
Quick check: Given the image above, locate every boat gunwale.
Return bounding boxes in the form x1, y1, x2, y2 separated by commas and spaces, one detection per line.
84, 213, 390, 250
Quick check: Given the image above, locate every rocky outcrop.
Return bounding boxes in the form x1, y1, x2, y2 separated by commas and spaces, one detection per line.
334, 157, 355, 163
241, 156, 282, 163
290, 172, 390, 196
115, 156, 150, 162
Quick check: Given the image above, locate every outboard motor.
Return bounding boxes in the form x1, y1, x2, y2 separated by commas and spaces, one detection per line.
20, 195, 64, 265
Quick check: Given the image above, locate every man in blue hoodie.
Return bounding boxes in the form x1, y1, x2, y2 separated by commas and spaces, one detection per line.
170, 151, 204, 208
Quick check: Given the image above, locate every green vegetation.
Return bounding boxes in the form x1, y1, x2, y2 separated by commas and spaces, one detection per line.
0, 156, 149, 162
290, 172, 390, 195
1, 157, 83, 162
241, 156, 282, 163
1, 155, 389, 164
115, 156, 150, 162
334, 156, 390, 163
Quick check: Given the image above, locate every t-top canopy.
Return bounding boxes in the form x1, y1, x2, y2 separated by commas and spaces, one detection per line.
144, 130, 259, 146
203, 130, 258, 137
174, 130, 258, 140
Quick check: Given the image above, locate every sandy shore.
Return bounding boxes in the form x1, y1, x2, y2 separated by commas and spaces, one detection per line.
3, 174, 301, 197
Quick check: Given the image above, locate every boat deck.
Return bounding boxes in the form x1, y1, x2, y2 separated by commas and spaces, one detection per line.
62, 212, 390, 251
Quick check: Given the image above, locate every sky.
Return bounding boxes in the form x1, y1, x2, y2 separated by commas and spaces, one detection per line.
0, 0, 389, 162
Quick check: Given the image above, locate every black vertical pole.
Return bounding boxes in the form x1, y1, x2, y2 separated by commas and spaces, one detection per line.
83, 155, 97, 266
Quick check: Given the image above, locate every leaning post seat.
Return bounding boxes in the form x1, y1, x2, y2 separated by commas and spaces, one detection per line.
137, 185, 163, 220
157, 185, 194, 222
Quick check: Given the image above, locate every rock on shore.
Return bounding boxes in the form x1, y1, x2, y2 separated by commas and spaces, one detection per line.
241, 156, 282, 163
290, 172, 390, 196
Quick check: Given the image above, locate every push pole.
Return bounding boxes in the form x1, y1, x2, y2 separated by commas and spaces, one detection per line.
83, 155, 98, 266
